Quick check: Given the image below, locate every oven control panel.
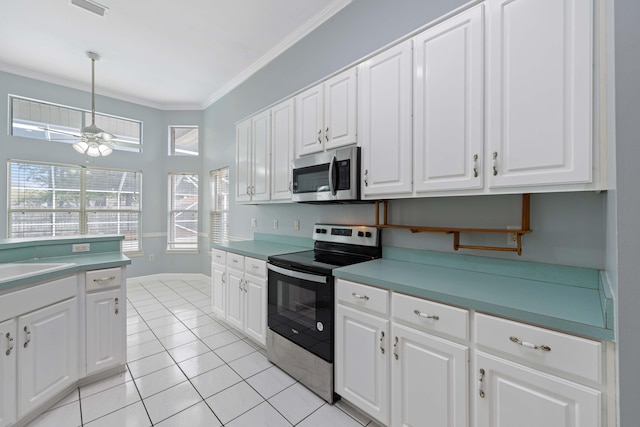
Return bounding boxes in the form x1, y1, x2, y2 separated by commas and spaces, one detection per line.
313, 224, 379, 247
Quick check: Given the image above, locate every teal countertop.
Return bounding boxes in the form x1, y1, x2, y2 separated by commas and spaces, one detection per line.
217, 236, 614, 341
0, 235, 131, 293
212, 234, 312, 260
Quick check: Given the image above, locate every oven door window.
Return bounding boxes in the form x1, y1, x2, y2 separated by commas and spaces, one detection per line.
268, 267, 333, 362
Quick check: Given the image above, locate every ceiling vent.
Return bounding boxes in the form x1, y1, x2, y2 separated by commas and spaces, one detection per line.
70, 0, 109, 17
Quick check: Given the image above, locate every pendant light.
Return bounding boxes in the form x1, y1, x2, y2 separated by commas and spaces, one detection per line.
73, 51, 115, 157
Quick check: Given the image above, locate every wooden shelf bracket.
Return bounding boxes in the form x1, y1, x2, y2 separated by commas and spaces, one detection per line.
374, 194, 532, 255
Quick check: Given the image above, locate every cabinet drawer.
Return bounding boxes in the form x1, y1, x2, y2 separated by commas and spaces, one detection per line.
336, 279, 389, 316
392, 293, 469, 340
226, 252, 245, 270
245, 257, 267, 278
85, 268, 122, 292
212, 249, 226, 265
475, 313, 602, 383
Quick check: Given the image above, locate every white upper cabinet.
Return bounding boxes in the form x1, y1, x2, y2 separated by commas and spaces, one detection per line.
271, 98, 295, 201
235, 111, 271, 203
359, 40, 414, 198
296, 67, 357, 157
413, 5, 484, 194
486, 0, 593, 189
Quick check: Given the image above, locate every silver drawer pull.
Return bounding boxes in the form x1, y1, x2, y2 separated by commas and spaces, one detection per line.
5, 333, 14, 356
414, 309, 439, 320
510, 336, 551, 352
93, 276, 116, 283
352, 292, 369, 301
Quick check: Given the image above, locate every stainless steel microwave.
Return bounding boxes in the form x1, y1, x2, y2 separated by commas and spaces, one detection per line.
291, 146, 360, 202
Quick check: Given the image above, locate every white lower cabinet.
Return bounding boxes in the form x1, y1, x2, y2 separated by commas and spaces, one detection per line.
475, 352, 601, 427
18, 297, 78, 417
335, 304, 390, 425
0, 319, 17, 427
215, 251, 268, 346
391, 323, 468, 427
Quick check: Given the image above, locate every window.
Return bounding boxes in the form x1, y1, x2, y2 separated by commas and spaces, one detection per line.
210, 167, 229, 244
9, 96, 143, 153
8, 161, 142, 252
168, 173, 199, 250
169, 126, 199, 156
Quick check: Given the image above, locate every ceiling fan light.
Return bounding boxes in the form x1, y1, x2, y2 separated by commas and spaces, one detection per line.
86, 143, 102, 157
73, 141, 89, 154
97, 143, 113, 156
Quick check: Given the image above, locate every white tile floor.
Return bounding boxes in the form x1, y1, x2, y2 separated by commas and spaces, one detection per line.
26, 276, 384, 427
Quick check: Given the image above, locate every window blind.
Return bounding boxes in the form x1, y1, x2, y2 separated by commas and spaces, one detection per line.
210, 167, 229, 244
168, 173, 199, 250
8, 161, 142, 252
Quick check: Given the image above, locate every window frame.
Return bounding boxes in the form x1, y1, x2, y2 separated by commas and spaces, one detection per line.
167, 172, 199, 252
168, 125, 199, 156
9, 95, 144, 153
7, 160, 143, 253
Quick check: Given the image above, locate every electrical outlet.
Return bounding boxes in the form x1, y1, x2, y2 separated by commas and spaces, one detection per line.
506, 226, 519, 246
294, 220, 300, 231
273, 219, 279, 229
251, 218, 257, 228
148, 254, 155, 261
72, 243, 90, 252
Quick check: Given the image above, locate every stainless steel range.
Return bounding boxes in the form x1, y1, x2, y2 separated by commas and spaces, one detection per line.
266, 224, 381, 402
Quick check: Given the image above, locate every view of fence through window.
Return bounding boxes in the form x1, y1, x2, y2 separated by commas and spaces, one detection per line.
8, 161, 142, 252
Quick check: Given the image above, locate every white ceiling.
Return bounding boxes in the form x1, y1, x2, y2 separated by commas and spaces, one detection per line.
0, 0, 350, 110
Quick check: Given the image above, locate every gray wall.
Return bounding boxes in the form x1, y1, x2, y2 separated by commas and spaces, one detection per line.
0, 71, 204, 278
614, 0, 640, 424
203, 0, 606, 269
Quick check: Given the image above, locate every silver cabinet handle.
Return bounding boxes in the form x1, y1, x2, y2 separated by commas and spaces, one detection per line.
232, 259, 238, 263
325, 127, 329, 142
510, 336, 551, 352
317, 129, 322, 144
351, 292, 369, 301
222, 272, 226, 284
393, 336, 399, 360
414, 309, 439, 320
492, 152, 498, 176
363, 169, 369, 187
115, 297, 120, 315
5, 332, 14, 356
379, 331, 385, 354
478, 368, 486, 398
473, 154, 479, 178
93, 276, 116, 283
23, 326, 31, 348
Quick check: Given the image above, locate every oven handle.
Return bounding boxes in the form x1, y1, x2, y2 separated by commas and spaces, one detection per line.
268, 264, 328, 284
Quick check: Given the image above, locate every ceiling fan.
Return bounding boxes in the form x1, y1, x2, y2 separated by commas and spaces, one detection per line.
70, 51, 115, 157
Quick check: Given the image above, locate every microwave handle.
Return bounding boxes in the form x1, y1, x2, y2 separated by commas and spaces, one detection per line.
328, 156, 338, 196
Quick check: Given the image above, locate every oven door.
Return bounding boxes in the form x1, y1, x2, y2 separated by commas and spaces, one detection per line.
267, 263, 333, 362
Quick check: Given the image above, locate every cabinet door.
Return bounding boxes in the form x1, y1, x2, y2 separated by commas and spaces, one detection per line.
359, 40, 413, 198
414, 5, 484, 194
251, 110, 271, 202
475, 352, 601, 427
18, 298, 78, 417
0, 319, 16, 427
391, 323, 468, 427
236, 118, 252, 202
225, 267, 244, 331
324, 67, 357, 150
335, 304, 389, 425
211, 262, 226, 318
486, 0, 592, 188
296, 84, 324, 156
244, 274, 267, 346
86, 289, 124, 375
271, 98, 295, 201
